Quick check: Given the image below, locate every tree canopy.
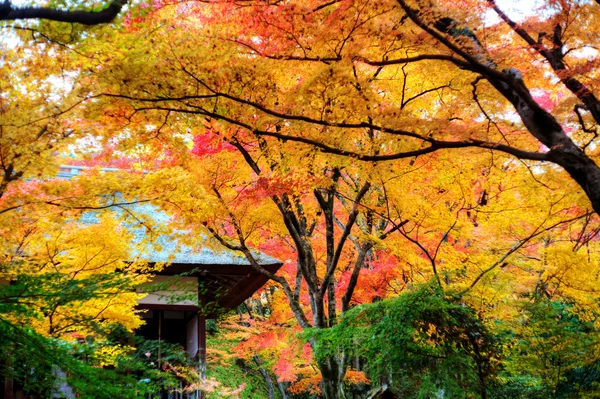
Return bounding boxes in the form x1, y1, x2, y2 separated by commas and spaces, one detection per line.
4, 0, 600, 398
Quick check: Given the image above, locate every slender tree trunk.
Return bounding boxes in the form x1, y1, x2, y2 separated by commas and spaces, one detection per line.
256, 299, 266, 317
253, 355, 275, 399
327, 279, 336, 327
277, 381, 291, 399
243, 300, 254, 319
318, 356, 346, 399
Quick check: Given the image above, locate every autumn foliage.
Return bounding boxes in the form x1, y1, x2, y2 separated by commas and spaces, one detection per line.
4, 0, 600, 398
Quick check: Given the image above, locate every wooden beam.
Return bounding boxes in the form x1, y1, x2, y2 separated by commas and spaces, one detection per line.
137, 304, 198, 312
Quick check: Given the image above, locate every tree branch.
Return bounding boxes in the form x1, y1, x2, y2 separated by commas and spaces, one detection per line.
488, 0, 600, 126
356, 54, 475, 71
0, 0, 127, 25
457, 211, 594, 297
319, 182, 371, 297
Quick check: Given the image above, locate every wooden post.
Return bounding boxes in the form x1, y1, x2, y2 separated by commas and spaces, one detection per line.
197, 316, 206, 399
4, 374, 14, 399
158, 310, 163, 369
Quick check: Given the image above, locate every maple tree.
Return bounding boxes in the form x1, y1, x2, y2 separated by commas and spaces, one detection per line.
42, 0, 600, 397
0, 41, 142, 336
6, 0, 600, 397
171, 135, 402, 399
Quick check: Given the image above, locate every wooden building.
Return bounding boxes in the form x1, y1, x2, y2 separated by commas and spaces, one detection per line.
61, 165, 285, 391
133, 237, 283, 373
130, 235, 282, 399
8, 166, 283, 399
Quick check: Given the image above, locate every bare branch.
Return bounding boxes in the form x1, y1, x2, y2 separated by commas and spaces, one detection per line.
457, 211, 595, 297
356, 54, 475, 71
0, 0, 127, 25
319, 182, 371, 297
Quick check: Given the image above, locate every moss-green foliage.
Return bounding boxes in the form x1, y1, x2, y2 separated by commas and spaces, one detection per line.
307, 284, 497, 399
306, 284, 600, 398
0, 272, 154, 399
0, 321, 59, 397
495, 299, 600, 399
0, 320, 156, 399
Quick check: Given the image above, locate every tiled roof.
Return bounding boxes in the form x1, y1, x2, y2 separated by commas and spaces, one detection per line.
57, 165, 283, 314
60, 166, 282, 267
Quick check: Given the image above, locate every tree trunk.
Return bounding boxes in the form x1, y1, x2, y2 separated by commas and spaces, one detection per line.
318, 356, 346, 399
253, 355, 275, 399
277, 381, 291, 399
3, 374, 14, 399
